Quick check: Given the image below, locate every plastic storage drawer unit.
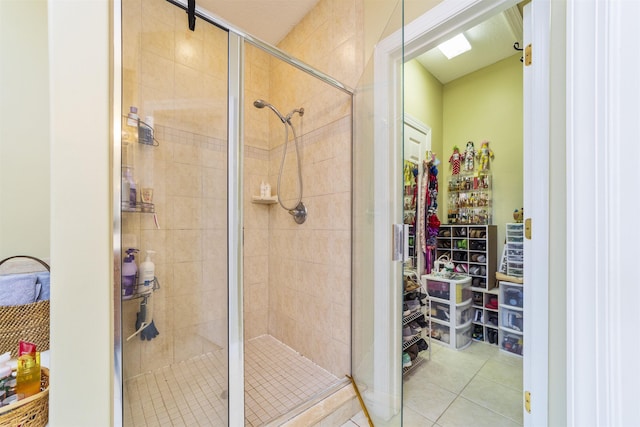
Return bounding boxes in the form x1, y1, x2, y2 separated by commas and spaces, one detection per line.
456, 325, 472, 349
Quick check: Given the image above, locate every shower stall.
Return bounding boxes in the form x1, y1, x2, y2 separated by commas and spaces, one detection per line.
117, 0, 354, 425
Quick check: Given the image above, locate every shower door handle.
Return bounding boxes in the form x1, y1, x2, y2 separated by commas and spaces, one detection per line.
392, 224, 409, 262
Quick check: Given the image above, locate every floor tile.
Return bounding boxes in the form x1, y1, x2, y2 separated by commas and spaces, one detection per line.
437, 396, 521, 427
415, 357, 478, 394
124, 335, 342, 426
403, 405, 437, 426
403, 378, 456, 422
402, 341, 523, 427
461, 375, 523, 424
477, 358, 523, 391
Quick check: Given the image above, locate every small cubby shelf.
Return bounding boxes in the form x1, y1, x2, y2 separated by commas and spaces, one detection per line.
251, 195, 278, 204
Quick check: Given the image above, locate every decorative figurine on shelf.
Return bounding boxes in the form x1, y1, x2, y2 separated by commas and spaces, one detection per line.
513, 208, 524, 223
477, 140, 495, 171
403, 162, 412, 186
463, 141, 476, 171
449, 146, 462, 175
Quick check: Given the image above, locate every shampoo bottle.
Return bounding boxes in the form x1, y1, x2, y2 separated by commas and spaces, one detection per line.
137, 250, 156, 294
122, 248, 139, 299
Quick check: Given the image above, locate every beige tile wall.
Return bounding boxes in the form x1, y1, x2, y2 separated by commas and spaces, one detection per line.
122, 0, 360, 381
264, 0, 360, 378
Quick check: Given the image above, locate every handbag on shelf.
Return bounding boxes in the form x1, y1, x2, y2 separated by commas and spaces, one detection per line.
432, 254, 454, 278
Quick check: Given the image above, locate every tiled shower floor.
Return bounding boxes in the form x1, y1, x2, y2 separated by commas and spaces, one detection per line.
124, 335, 342, 426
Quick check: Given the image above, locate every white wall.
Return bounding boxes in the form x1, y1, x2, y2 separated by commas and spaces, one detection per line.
0, 0, 50, 260
48, 0, 113, 425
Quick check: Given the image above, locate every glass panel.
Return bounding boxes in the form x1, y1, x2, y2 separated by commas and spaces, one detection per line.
242, 39, 353, 425
352, 1, 405, 425
120, 0, 228, 424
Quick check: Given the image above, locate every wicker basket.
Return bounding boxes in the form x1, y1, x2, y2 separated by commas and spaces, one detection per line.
0, 256, 50, 358
0, 367, 49, 427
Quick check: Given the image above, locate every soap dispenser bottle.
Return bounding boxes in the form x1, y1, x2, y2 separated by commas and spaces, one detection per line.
122, 248, 139, 299
137, 250, 156, 294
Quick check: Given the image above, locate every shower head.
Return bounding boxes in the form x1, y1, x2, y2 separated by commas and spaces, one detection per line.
253, 99, 286, 123
254, 99, 304, 123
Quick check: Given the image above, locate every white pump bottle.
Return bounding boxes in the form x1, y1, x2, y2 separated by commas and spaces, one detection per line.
138, 250, 156, 294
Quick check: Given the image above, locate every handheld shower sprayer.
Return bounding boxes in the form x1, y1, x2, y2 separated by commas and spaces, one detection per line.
253, 99, 304, 124
253, 99, 307, 224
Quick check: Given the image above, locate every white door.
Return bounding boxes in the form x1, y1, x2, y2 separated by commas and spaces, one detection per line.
403, 115, 431, 274
404, 115, 431, 165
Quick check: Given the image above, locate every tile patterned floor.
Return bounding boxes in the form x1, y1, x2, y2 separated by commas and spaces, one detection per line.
343, 341, 523, 427
124, 335, 341, 426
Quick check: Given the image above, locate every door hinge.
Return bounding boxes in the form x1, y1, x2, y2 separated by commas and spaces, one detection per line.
525, 218, 532, 240
525, 43, 532, 66
525, 390, 532, 413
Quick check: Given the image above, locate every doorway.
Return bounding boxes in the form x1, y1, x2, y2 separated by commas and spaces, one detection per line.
389, 0, 549, 425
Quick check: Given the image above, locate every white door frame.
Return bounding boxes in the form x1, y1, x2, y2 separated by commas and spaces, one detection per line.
373, 0, 549, 424
522, 3, 550, 425
566, 1, 640, 425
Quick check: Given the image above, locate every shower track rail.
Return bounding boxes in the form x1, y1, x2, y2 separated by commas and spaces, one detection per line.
165, 0, 354, 96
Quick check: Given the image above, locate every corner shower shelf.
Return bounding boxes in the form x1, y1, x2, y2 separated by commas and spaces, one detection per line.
251, 195, 278, 204
122, 202, 155, 213
122, 277, 160, 301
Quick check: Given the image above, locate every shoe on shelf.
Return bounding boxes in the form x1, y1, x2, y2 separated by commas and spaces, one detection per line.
403, 303, 411, 317
408, 321, 422, 332
485, 297, 498, 310
402, 352, 412, 368
403, 326, 417, 342
406, 343, 419, 360
416, 338, 429, 352
404, 277, 420, 292
406, 300, 421, 313
414, 315, 428, 328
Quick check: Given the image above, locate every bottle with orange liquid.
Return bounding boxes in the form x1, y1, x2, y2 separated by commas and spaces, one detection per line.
15, 341, 40, 398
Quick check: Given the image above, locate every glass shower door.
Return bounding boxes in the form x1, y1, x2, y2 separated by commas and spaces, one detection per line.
352, 0, 405, 425
119, 1, 229, 424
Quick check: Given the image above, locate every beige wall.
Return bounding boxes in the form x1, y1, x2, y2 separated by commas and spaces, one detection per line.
442, 54, 524, 259
48, 0, 113, 424
263, 0, 356, 378
0, 0, 50, 260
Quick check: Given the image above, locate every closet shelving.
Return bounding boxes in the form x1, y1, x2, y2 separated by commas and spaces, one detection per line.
402, 271, 431, 375
435, 224, 497, 290
447, 171, 492, 225
471, 287, 500, 345
435, 224, 498, 346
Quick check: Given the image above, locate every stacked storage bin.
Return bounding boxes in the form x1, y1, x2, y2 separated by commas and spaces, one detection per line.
506, 223, 524, 277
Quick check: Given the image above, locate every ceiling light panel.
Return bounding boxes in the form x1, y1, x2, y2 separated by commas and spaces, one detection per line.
438, 33, 472, 59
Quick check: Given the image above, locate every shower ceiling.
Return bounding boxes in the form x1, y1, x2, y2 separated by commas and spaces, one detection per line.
197, 0, 321, 45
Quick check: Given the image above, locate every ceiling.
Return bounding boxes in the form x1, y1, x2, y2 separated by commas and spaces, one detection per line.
197, 0, 320, 45
415, 6, 524, 84
194, 1, 523, 84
